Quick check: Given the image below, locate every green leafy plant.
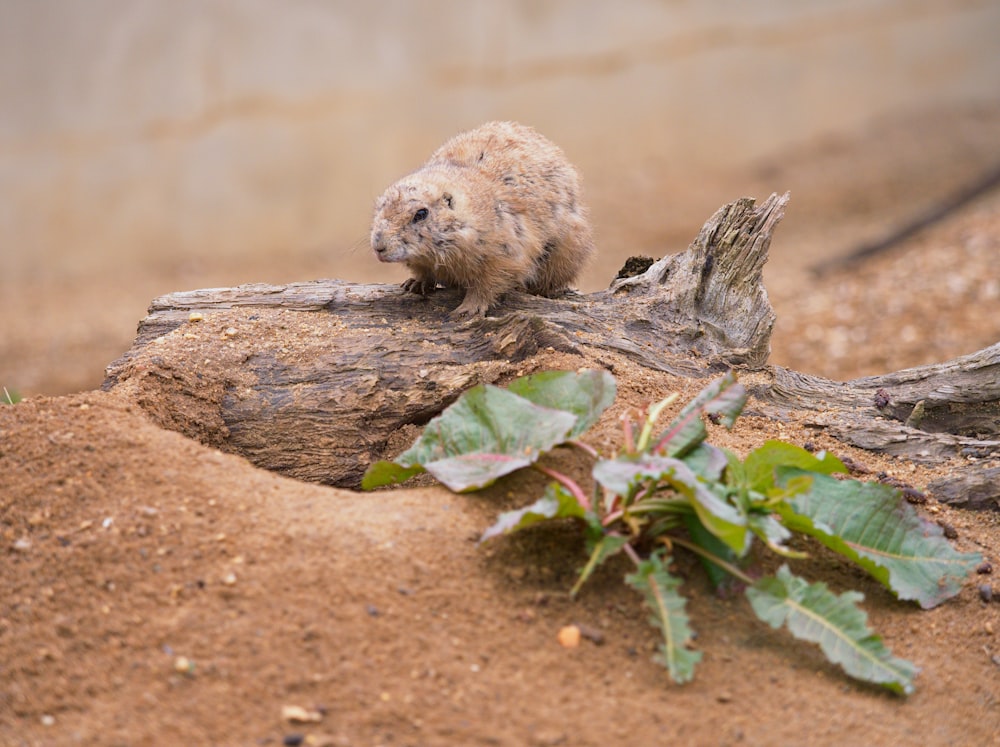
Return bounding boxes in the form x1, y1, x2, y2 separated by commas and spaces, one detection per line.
363, 370, 982, 694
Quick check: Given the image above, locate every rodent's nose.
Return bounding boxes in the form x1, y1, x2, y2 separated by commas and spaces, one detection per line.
371, 231, 385, 253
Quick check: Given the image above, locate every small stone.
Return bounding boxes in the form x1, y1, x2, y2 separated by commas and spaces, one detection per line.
557, 625, 581, 648
188, 312, 204, 322
977, 562, 993, 575
281, 705, 323, 724
938, 522, 958, 540
530, 727, 567, 746
979, 584, 993, 603
40, 714, 55, 727
303, 735, 342, 747
173, 656, 195, 675
12, 537, 32, 552
283, 734, 305, 747
222, 572, 237, 586
716, 691, 733, 703
576, 623, 606, 645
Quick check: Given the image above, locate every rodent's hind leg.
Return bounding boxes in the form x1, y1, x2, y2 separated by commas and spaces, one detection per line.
449, 287, 495, 320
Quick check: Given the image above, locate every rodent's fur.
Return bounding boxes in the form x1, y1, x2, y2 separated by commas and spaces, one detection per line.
370, 121, 594, 318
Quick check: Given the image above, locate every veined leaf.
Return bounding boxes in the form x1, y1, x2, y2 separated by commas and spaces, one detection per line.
361, 384, 578, 492
775, 469, 983, 609
743, 440, 846, 493
593, 455, 749, 555
625, 551, 702, 683
651, 371, 747, 457
479, 482, 586, 542
571, 533, 629, 598
507, 369, 616, 439
747, 565, 918, 695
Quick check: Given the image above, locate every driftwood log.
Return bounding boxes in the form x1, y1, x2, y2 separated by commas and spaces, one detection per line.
103, 192, 1000, 508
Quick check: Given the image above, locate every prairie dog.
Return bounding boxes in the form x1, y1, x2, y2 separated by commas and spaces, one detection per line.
370, 121, 594, 318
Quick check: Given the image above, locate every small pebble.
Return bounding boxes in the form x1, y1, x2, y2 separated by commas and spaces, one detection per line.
12, 537, 32, 552
173, 656, 195, 675
557, 625, 581, 648
222, 572, 237, 586
283, 734, 305, 747
188, 311, 204, 322
977, 562, 993, 575
576, 623, 606, 646
40, 714, 55, 727
979, 584, 993, 603
281, 705, 323, 724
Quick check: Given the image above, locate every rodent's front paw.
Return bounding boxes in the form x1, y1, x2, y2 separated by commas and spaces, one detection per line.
402, 277, 437, 296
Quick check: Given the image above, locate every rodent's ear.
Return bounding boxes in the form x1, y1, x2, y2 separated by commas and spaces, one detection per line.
442, 192, 453, 208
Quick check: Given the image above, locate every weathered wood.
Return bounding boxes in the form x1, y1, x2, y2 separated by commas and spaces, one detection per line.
103, 192, 1000, 504
752, 343, 1000, 462
929, 467, 1000, 511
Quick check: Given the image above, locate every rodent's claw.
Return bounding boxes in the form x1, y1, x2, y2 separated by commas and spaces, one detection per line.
402, 278, 437, 296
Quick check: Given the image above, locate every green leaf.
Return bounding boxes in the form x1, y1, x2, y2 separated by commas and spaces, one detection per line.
682, 512, 740, 591
743, 440, 846, 493
681, 443, 731, 482
593, 455, 749, 555
625, 551, 702, 683
507, 369, 616, 439
747, 565, 918, 695
747, 511, 807, 559
775, 469, 983, 609
570, 533, 629, 598
651, 371, 747, 457
479, 482, 586, 542
360, 460, 425, 490
363, 384, 578, 492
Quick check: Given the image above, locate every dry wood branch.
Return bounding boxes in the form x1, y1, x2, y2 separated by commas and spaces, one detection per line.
104, 192, 999, 504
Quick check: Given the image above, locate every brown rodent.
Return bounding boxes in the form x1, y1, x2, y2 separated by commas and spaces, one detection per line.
370, 121, 594, 318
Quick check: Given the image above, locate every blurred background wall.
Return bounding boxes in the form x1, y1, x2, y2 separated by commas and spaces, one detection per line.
2, 0, 999, 394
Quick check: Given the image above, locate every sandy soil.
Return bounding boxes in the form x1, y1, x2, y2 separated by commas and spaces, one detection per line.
2, 107, 1000, 745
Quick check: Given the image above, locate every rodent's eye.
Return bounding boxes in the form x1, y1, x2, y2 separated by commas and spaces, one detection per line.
412, 208, 429, 224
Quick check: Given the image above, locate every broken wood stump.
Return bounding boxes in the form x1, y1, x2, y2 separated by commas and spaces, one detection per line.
103, 192, 1000, 507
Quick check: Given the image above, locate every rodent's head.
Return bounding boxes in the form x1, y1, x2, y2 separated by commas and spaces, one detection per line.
370, 170, 477, 264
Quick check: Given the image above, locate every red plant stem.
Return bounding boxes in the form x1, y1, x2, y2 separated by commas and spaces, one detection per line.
602, 509, 623, 526
623, 542, 642, 567
621, 415, 636, 455
568, 439, 599, 459
533, 465, 592, 512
